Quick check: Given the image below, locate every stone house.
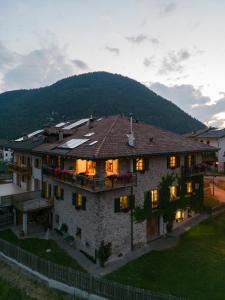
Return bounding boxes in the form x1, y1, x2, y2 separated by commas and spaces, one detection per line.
28, 115, 215, 260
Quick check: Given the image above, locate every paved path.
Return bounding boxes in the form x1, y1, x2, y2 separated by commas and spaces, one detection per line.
210, 184, 225, 202
51, 212, 210, 277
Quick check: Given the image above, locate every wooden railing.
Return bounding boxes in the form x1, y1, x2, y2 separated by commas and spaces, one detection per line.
43, 166, 137, 192
8, 162, 32, 175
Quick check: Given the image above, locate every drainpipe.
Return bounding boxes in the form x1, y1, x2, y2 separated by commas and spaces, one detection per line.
130, 186, 134, 251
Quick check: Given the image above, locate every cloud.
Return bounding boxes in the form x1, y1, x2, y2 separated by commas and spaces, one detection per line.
158, 49, 191, 74
0, 41, 76, 92
159, 2, 177, 15
126, 34, 159, 45
148, 81, 225, 128
72, 59, 89, 70
105, 46, 120, 55
143, 56, 155, 68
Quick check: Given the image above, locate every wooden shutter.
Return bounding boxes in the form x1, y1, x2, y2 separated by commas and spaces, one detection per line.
114, 198, 120, 213
144, 158, 149, 171
48, 184, 52, 198
192, 154, 196, 166
129, 195, 135, 209
144, 191, 150, 210
54, 185, 57, 198
167, 156, 170, 168
72, 193, 76, 206
60, 158, 65, 169
60, 188, 64, 200
82, 196, 86, 210
176, 156, 180, 168
133, 159, 137, 172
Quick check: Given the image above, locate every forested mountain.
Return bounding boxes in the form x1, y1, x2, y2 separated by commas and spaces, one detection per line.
0, 72, 205, 138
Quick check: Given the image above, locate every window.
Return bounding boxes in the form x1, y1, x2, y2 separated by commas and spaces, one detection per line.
105, 159, 119, 175
170, 186, 177, 200
55, 214, 59, 224
76, 227, 81, 239
151, 189, 159, 208
22, 175, 25, 182
72, 193, 86, 210
34, 179, 40, 191
168, 156, 177, 168
54, 185, 63, 199
186, 155, 194, 168
186, 182, 193, 194
136, 158, 144, 171
175, 210, 184, 222
76, 159, 96, 175
119, 195, 129, 210
34, 158, 40, 169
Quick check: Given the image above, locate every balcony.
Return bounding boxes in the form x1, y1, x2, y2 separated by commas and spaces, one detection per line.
43, 166, 137, 192
8, 162, 32, 175
181, 165, 206, 177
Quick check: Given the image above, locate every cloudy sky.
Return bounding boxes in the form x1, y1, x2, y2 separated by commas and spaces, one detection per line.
1, 0, 225, 127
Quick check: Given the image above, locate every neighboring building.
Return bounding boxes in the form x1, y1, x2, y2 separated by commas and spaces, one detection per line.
0, 116, 217, 262
184, 127, 224, 172
0, 139, 13, 162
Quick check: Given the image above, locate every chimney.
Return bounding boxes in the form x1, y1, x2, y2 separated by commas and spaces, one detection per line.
59, 130, 64, 142
127, 113, 135, 147
87, 115, 93, 129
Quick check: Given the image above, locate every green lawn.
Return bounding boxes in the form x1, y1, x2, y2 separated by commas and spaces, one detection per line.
0, 229, 84, 272
107, 214, 225, 300
0, 278, 32, 300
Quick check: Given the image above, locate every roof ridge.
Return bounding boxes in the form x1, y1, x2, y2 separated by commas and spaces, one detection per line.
94, 115, 120, 158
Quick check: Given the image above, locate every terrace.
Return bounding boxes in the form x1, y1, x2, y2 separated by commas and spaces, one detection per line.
8, 162, 32, 175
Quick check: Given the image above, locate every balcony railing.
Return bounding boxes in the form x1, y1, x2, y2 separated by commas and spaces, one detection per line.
43, 166, 137, 192
181, 165, 206, 177
8, 163, 32, 175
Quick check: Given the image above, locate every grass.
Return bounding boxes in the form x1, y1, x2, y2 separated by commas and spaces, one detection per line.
107, 213, 225, 300
0, 229, 84, 272
0, 278, 32, 300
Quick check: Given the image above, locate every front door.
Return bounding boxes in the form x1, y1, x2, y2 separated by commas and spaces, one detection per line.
147, 216, 160, 242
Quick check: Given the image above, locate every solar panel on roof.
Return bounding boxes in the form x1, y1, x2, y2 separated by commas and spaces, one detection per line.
55, 122, 67, 127
59, 139, 89, 149
89, 141, 98, 146
15, 129, 44, 141
63, 119, 89, 130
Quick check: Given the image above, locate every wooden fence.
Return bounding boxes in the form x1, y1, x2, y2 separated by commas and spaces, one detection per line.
0, 238, 186, 300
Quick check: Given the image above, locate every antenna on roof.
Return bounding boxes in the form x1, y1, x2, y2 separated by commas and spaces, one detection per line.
127, 113, 135, 147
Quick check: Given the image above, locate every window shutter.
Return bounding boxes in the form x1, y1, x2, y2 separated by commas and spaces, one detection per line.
60, 158, 64, 169
82, 196, 86, 210
167, 156, 170, 168
54, 185, 57, 198
144, 191, 150, 210
72, 193, 76, 206
193, 154, 196, 166
129, 195, 135, 209
144, 158, 149, 171
176, 156, 180, 168
114, 198, 120, 213
133, 159, 137, 173
48, 184, 52, 198
60, 188, 64, 200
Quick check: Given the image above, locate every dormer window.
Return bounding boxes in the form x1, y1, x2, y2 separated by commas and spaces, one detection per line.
136, 158, 144, 171
167, 155, 179, 169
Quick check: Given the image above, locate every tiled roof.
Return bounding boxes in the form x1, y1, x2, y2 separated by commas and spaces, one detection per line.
194, 128, 225, 139
33, 115, 216, 159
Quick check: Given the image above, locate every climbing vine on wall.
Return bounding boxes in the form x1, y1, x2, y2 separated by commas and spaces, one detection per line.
134, 172, 204, 232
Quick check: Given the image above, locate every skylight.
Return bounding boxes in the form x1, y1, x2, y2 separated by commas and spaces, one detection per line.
15, 129, 44, 142
89, 141, 98, 146
59, 139, 89, 149
63, 119, 89, 130
84, 132, 95, 137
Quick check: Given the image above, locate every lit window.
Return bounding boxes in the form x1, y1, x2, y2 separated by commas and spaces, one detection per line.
76, 159, 96, 175
119, 195, 129, 209
170, 186, 177, 200
186, 182, 193, 194
55, 185, 61, 199
136, 158, 144, 171
168, 156, 177, 168
76, 194, 83, 208
186, 155, 193, 168
151, 190, 158, 208
175, 209, 184, 222
105, 159, 119, 175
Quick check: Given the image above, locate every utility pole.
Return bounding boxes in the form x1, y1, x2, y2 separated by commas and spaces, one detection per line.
130, 185, 134, 251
